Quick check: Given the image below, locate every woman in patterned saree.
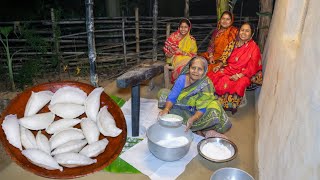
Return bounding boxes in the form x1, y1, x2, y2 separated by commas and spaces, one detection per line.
163, 18, 198, 83
207, 22, 262, 113
158, 56, 231, 138
200, 11, 238, 72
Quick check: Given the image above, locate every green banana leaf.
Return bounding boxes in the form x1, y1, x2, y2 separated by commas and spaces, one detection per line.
104, 95, 142, 173
109, 95, 126, 107
104, 137, 143, 173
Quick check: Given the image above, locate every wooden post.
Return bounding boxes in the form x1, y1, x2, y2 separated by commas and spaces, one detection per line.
122, 16, 127, 66
152, 0, 158, 62
135, 7, 140, 64
184, 0, 189, 18
164, 23, 172, 89
85, 0, 98, 87
166, 23, 171, 38
240, 0, 244, 24
258, 0, 274, 52
51, 8, 61, 77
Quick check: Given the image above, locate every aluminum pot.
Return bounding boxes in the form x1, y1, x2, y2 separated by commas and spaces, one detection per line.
146, 122, 193, 161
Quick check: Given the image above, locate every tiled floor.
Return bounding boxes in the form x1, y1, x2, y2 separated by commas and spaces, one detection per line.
0, 76, 256, 179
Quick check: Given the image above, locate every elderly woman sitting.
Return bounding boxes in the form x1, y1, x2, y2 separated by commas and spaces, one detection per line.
158, 56, 231, 138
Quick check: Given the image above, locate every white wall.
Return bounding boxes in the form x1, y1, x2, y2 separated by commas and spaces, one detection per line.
257, 0, 320, 179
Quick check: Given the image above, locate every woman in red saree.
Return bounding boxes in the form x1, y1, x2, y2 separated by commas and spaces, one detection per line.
163, 18, 197, 83
200, 11, 238, 72
207, 22, 262, 113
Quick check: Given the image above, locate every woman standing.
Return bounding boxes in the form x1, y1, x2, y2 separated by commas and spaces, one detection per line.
200, 11, 238, 72
163, 18, 198, 82
159, 56, 231, 138
207, 22, 262, 113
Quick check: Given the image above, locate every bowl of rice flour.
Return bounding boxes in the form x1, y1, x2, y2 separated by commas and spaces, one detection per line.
197, 137, 237, 163
159, 114, 183, 127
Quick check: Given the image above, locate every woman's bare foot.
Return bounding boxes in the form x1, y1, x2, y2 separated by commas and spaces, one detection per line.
202, 130, 228, 139
196, 130, 204, 136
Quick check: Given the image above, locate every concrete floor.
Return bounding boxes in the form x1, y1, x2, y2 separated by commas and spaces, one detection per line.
0, 74, 256, 179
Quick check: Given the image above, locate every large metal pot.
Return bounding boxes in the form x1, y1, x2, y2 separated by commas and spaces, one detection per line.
146, 121, 193, 161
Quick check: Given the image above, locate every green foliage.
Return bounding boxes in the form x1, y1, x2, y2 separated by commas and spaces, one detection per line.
0, 26, 13, 38
15, 59, 42, 90
16, 25, 52, 89
0, 26, 15, 90
21, 25, 49, 54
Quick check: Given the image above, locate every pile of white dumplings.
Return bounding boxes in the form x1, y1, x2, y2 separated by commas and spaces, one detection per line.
1, 86, 122, 172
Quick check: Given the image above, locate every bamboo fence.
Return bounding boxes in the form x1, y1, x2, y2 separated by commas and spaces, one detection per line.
0, 15, 258, 79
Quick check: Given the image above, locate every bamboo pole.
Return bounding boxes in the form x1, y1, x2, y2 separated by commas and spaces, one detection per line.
184, 0, 190, 18
85, 0, 98, 87
122, 16, 127, 66
135, 8, 140, 64
258, 0, 274, 52
240, 0, 244, 24
166, 23, 171, 38
51, 8, 62, 77
152, 0, 158, 62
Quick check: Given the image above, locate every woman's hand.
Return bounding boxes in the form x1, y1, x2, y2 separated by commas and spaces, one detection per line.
213, 62, 223, 73
185, 118, 193, 132
158, 107, 170, 117
230, 73, 243, 81
212, 66, 220, 73
166, 52, 174, 58
185, 112, 202, 132
175, 48, 183, 55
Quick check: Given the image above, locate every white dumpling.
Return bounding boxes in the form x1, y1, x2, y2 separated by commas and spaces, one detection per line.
19, 112, 55, 130
48, 103, 84, 119
80, 118, 99, 144
85, 87, 104, 122
79, 138, 109, 158
54, 152, 97, 168
46, 118, 81, 134
97, 106, 122, 137
2, 114, 22, 150
50, 86, 87, 105
36, 131, 51, 154
20, 126, 37, 149
24, 91, 53, 117
49, 128, 85, 149
51, 139, 87, 156
22, 149, 63, 171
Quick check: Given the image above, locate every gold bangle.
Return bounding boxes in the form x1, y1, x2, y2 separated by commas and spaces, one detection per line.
236, 73, 241, 78
164, 108, 170, 112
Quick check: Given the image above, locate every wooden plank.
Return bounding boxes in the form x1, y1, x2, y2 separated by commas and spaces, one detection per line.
116, 61, 165, 88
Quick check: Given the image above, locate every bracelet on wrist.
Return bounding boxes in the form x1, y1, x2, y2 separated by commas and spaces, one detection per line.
236, 73, 241, 78
164, 108, 170, 112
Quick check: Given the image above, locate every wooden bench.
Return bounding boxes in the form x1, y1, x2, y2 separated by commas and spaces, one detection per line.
116, 61, 165, 136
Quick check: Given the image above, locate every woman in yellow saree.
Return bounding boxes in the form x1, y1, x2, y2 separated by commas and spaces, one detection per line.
163, 18, 198, 83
